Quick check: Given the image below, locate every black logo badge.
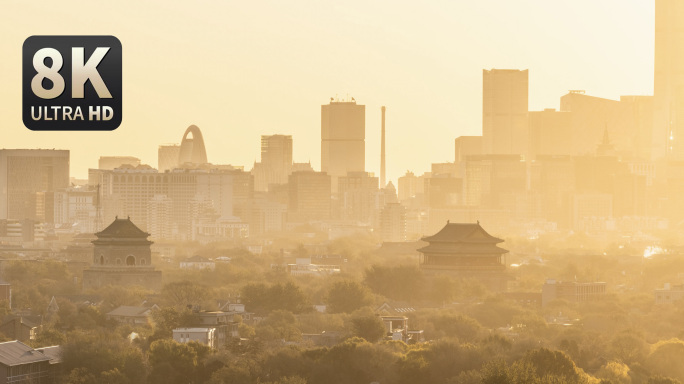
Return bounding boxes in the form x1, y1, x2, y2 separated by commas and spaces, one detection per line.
22, 35, 122, 131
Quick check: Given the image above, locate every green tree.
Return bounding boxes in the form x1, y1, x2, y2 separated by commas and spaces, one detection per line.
148, 339, 198, 384
350, 311, 386, 343
326, 280, 373, 314
364, 265, 424, 303
256, 310, 301, 342
149, 307, 196, 340
647, 376, 682, 384
61, 331, 147, 384
241, 281, 309, 314
161, 281, 211, 309
646, 339, 684, 382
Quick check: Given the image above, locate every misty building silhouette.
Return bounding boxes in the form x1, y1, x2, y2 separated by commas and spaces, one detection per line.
337, 171, 379, 224
288, 171, 331, 222
321, 99, 365, 191
0, 149, 69, 222
158, 144, 180, 172
253, 135, 293, 192
379, 202, 407, 242
98, 156, 140, 170
527, 109, 573, 159
178, 125, 208, 166
654, 0, 684, 159
482, 69, 528, 155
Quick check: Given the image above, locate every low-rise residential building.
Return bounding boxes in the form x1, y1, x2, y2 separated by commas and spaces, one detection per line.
0, 341, 56, 384
173, 327, 217, 349
541, 279, 606, 306
287, 258, 340, 277
0, 316, 41, 343
655, 283, 684, 304
180, 256, 216, 271
106, 305, 157, 325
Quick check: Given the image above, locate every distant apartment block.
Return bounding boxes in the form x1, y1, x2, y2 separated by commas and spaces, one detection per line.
379, 203, 407, 242
655, 283, 684, 304
337, 172, 379, 224
288, 171, 331, 222
253, 135, 293, 192
482, 69, 529, 155
52, 186, 98, 234
180, 256, 216, 270
173, 327, 217, 349
542, 279, 607, 306
98, 156, 141, 170
287, 258, 340, 277
158, 144, 181, 172
0, 149, 69, 221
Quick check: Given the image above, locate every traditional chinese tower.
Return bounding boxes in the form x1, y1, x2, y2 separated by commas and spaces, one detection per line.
418, 221, 510, 292
82, 217, 162, 291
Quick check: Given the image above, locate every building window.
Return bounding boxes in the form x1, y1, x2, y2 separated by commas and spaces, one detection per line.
140, 258, 146, 265
126, 255, 136, 266
100, 255, 104, 265
116, 258, 122, 265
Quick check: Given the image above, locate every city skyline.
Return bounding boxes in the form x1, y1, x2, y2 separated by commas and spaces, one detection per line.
0, 1, 656, 182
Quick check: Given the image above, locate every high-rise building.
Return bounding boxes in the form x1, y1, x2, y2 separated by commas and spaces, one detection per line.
654, 0, 684, 159
337, 172, 379, 224
253, 135, 293, 192
379, 203, 406, 242
98, 156, 141, 170
92, 167, 249, 239
397, 171, 425, 203
482, 69, 529, 155
527, 109, 573, 159
560, 91, 642, 157
147, 194, 173, 239
454, 136, 483, 164
158, 144, 181, 172
0, 150, 70, 221
321, 99, 365, 190
464, 155, 526, 207
53, 186, 98, 233
288, 171, 331, 222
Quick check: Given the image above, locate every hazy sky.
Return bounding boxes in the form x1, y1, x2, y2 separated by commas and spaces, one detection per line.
0, 1, 655, 182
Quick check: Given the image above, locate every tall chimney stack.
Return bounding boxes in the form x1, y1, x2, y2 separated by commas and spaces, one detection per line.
380, 106, 386, 188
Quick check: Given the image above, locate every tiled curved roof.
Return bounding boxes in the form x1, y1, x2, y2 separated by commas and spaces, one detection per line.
421, 222, 503, 244
96, 217, 149, 238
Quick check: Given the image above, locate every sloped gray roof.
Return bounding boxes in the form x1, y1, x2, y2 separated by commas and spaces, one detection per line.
0, 341, 51, 366
36, 346, 61, 364
106, 306, 152, 317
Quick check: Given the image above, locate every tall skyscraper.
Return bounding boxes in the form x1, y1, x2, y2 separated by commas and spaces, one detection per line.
653, 0, 684, 159
258, 135, 293, 191
0, 150, 70, 221
158, 144, 181, 172
321, 99, 365, 190
482, 69, 529, 155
